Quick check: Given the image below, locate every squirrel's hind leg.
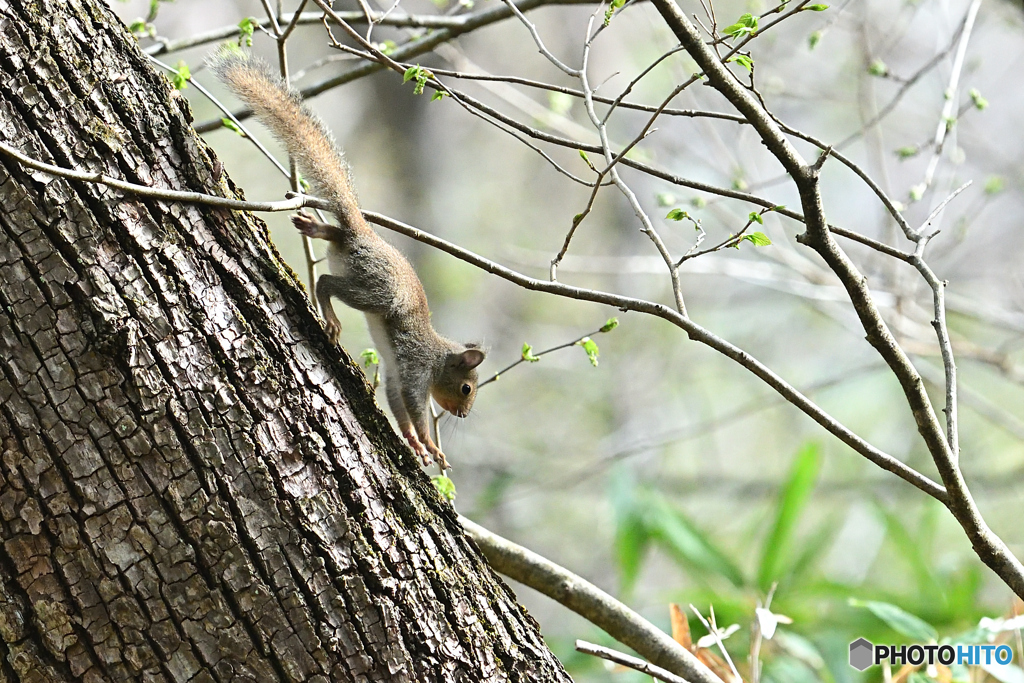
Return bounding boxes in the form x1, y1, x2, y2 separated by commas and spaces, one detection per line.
292, 212, 351, 243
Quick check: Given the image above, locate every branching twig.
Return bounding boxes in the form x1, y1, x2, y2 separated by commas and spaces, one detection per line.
0, 139, 949, 501
477, 323, 611, 388
919, 0, 983, 196
650, 0, 1024, 599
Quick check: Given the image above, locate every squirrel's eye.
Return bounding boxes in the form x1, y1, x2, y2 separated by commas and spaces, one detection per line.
461, 384, 472, 396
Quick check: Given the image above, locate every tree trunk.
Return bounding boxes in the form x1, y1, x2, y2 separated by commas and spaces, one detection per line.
0, 1, 570, 681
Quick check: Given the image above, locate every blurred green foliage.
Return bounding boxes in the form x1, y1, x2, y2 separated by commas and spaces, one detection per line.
568, 442, 1016, 683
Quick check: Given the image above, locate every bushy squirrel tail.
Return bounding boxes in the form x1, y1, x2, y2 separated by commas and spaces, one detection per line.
210, 51, 363, 228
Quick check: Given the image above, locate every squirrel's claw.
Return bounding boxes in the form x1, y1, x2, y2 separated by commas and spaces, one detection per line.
403, 431, 431, 466
325, 319, 341, 345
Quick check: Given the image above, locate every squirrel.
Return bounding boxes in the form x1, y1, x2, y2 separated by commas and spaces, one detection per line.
212, 52, 485, 470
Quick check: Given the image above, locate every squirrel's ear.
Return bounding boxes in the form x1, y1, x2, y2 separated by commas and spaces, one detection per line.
459, 348, 486, 369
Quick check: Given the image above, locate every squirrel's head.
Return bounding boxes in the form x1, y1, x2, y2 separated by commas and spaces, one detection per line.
432, 345, 486, 417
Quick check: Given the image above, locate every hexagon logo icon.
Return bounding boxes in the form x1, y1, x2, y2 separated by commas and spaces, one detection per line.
849, 638, 874, 671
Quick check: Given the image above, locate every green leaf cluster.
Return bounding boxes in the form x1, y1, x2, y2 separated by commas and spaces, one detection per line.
403, 65, 433, 96
729, 54, 754, 72
172, 61, 190, 90
237, 17, 256, 47
360, 348, 380, 367
431, 475, 457, 501
723, 13, 759, 38
603, 0, 627, 27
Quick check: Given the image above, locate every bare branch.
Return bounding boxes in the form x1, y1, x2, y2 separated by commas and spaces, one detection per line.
193, 0, 599, 133
0, 140, 310, 212
458, 516, 723, 683
576, 641, 695, 683
0, 140, 950, 502
650, 0, 1024, 598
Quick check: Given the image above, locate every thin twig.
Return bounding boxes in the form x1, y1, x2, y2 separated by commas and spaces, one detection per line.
919, 0, 982, 195
689, 605, 741, 683
478, 325, 606, 388
575, 641, 694, 683
498, 0, 580, 76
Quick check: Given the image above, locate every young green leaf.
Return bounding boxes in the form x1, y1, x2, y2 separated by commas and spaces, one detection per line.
431, 90, 448, 102
577, 337, 599, 367
729, 54, 754, 72
868, 59, 888, 77
969, 88, 988, 110
666, 208, 690, 221
690, 196, 707, 209
848, 599, 938, 642
221, 118, 245, 136
742, 231, 772, 246
723, 13, 759, 38
757, 443, 822, 589
909, 183, 926, 201
896, 145, 919, 159
599, 317, 619, 333
603, 0, 627, 25
579, 149, 596, 171
805, 3, 829, 9
238, 17, 256, 47
129, 19, 155, 37
172, 61, 190, 90
808, 30, 822, 50
431, 475, 457, 501
360, 348, 379, 367
748, 211, 764, 224
521, 343, 540, 362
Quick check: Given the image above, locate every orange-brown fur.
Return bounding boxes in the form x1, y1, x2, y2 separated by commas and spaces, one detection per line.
212, 52, 485, 469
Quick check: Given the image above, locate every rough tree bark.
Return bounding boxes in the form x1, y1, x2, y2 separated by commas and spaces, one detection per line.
0, 1, 571, 681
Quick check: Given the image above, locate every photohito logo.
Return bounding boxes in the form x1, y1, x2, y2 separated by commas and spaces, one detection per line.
848, 638, 1014, 671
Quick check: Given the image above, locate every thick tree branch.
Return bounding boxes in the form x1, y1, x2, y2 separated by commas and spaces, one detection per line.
459, 516, 721, 683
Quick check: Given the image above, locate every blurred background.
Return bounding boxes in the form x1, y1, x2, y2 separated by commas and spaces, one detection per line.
109, 0, 1024, 680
